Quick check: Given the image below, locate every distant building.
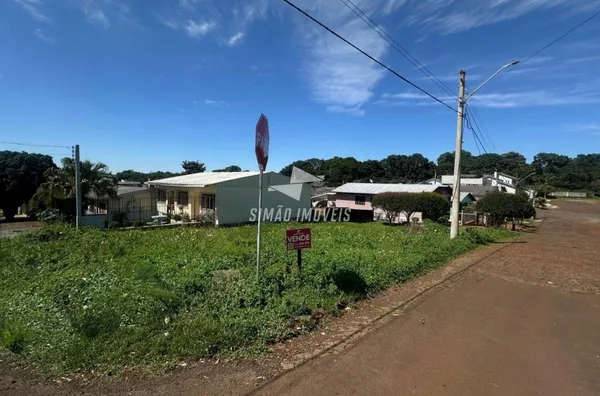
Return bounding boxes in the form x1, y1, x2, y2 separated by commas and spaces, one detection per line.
330, 183, 452, 223
442, 171, 517, 195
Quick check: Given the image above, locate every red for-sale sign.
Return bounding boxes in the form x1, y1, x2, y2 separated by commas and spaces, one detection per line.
255, 114, 269, 172
286, 228, 311, 250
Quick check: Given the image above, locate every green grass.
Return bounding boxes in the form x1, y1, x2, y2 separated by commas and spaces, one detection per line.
0, 222, 511, 375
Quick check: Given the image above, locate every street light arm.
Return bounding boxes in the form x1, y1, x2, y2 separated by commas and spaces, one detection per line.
464, 60, 519, 102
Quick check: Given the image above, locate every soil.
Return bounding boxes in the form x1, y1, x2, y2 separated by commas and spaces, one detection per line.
2, 200, 599, 395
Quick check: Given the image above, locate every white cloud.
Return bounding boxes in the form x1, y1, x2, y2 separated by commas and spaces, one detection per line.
566, 124, 600, 134
12, 0, 51, 23
565, 55, 600, 64
395, 0, 596, 35
34, 28, 54, 43
185, 20, 216, 38
79, 0, 111, 28
327, 105, 366, 117
227, 32, 245, 47
381, 88, 600, 108
204, 99, 228, 106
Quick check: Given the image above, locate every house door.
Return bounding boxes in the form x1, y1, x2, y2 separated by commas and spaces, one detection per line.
127, 200, 140, 221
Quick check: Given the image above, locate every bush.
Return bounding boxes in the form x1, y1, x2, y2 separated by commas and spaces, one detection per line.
133, 220, 146, 228
28, 187, 53, 219
373, 192, 450, 224
417, 193, 451, 222
112, 211, 128, 226
1, 321, 27, 353
182, 214, 191, 223
172, 214, 182, 221
476, 192, 534, 227
36, 208, 64, 223
107, 221, 121, 229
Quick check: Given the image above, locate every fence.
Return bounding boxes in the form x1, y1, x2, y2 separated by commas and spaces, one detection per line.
85, 196, 215, 226
460, 211, 488, 226
548, 191, 588, 198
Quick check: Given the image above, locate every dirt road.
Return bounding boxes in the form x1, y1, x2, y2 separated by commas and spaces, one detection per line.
256, 200, 600, 396
2, 200, 599, 395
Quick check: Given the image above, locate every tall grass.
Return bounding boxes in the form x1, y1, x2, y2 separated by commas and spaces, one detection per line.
0, 222, 510, 375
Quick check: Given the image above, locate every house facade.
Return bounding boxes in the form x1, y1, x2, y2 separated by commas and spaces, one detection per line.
147, 172, 311, 225
86, 183, 157, 223
330, 183, 452, 223
442, 171, 517, 195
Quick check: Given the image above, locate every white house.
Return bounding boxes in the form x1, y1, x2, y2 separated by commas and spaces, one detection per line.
147, 172, 311, 226
442, 171, 517, 195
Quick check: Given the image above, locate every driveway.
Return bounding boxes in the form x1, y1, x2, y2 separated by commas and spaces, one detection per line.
257, 200, 600, 395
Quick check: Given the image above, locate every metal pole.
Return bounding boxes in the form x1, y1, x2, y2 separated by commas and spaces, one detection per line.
75, 144, 82, 230
450, 71, 466, 239
256, 169, 264, 279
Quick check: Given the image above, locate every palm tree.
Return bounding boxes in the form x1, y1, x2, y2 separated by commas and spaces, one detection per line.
43, 158, 117, 200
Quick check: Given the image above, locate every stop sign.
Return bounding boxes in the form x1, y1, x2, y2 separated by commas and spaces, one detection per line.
255, 114, 270, 171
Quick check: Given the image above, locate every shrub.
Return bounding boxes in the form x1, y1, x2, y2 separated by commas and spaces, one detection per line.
417, 193, 451, 222
172, 214, 182, 222
107, 221, 121, 229
133, 220, 146, 228
476, 192, 534, 228
112, 211, 128, 226
36, 208, 64, 223
182, 214, 191, 223
1, 322, 27, 353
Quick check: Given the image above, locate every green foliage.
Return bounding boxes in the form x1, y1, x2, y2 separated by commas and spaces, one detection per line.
116, 170, 180, 183
372, 192, 449, 223
475, 192, 534, 225
43, 158, 117, 201
417, 193, 451, 222
172, 214, 182, 221
1, 321, 27, 353
133, 220, 146, 228
213, 165, 242, 172
0, 222, 511, 375
112, 211, 128, 226
181, 161, 206, 175
0, 151, 56, 221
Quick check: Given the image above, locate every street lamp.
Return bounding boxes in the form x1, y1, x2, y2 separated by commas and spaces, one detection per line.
450, 60, 520, 239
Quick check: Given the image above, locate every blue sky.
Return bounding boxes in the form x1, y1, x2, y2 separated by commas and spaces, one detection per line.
1, 0, 599, 173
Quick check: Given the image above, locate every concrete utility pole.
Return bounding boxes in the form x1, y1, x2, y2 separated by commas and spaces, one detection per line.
449, 60, 520, 239
75, 144, 82, 230
450, 71, 466, 239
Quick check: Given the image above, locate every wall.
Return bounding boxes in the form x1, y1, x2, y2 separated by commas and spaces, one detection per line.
442, 176, 484, 186
333, 193, 373, 210
549, 191, 588, 198
215, 172, 311, 225
156, 186, 217, 219
115, 191, 157, 221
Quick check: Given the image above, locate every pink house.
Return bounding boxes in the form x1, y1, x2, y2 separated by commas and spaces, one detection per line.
330, 183, 452, 222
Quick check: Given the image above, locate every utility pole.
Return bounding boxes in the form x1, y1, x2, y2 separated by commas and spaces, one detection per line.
450, 70, 466, 239
75, 144, 82, 230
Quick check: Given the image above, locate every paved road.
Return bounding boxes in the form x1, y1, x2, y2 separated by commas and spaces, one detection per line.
257, 200, 600, 396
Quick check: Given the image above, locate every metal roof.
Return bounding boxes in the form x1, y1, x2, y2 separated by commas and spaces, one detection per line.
460, 192, 476, 202
332, 183, 444, 195
147, 171, 260, 187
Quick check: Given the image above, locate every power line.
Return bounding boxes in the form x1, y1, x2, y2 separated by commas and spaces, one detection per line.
282, 0, 457, 113
0, 141, 71, 149
468, 103, 497, 153
338, 0, 458, 100
464, 107, 488, 154
517, 9, 600, 67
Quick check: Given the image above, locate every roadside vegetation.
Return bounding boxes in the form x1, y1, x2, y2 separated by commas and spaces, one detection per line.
0, 222, 511, 375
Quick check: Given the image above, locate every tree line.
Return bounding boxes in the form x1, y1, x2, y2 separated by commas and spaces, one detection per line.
281, 151, 600, 192
115, 162, 243, 183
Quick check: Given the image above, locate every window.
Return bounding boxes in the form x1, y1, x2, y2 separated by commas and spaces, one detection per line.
201, 194, 215, 210
177, 191, 189, 205
355, 195, 366, 205
158, 189, 166, 202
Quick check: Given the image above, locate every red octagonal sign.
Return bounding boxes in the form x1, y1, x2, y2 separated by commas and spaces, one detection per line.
255, 114, 270, 171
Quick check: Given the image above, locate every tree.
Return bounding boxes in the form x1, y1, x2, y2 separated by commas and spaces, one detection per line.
475, 192, 534, 229
417, 193, 451, 222
42, 158, 117, 201
280, 158, 326, 177
500, 152, 527, 174
116, 169, 150, 183
214, 165, 242, 172
372, 193, 402, 224
181, 161, 206, 174
357, 160, 386, 182
323, 157, 360, 186
0, 151, 55, 221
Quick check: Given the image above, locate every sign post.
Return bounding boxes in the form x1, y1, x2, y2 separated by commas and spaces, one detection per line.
255, 114, 270, 279
286, 228, 312, 272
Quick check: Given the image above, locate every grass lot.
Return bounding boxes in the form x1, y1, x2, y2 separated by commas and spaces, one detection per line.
0, 222, 511, 375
